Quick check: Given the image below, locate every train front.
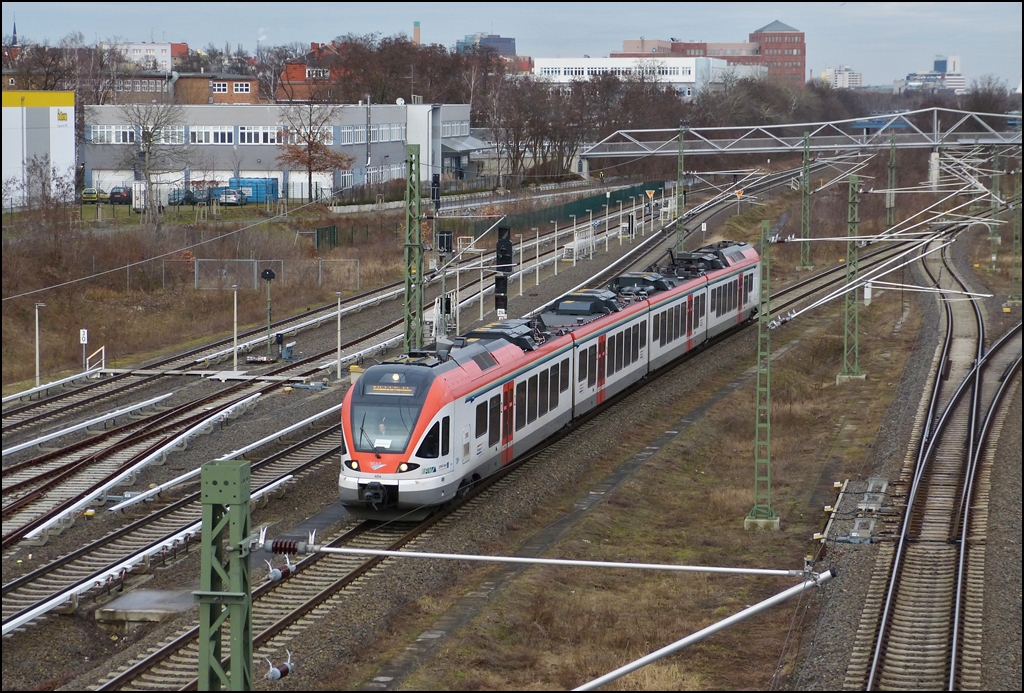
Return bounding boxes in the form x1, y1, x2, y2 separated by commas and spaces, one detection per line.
339, 362, 456, 517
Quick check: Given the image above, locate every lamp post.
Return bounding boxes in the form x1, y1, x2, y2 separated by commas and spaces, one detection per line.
602, 204, 609, 251
630, 196, 636, 241
34, 302, 45, 387
336, 291, 343, 380
570, 214, 577, 267
618, 200, 623, 246
261, 268, 275, 357
586, 209, 592, 260
515, 234, 524, 296
551, 221, 558, 275
232, 285, 238, 372
533, 227, 540, 285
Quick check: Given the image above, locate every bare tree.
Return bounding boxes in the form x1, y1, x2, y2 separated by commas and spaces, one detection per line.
112, 101, 187, 228
277, 103, 354, 203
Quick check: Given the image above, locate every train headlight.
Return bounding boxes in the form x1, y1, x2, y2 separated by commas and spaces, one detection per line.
348, 460, 359, 471
398, 463, 408, 472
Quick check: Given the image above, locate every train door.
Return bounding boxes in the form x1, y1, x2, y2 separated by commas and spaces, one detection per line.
501, 380, 515, 465
596, 334, 607, 404
736, 273, 744, 325
686, 294, 694, 350
462, 425, 471, 465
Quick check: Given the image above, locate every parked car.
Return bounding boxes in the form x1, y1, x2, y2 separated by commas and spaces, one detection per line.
219, 189, 247, 206
109, 187, 132, 205
169, 189, 196, 206
81, 188, 109, 204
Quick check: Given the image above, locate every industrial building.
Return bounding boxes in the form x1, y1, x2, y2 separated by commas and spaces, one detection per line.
81, 102, 487, 202
2, 90, 76, 205
532, 56, 765, 97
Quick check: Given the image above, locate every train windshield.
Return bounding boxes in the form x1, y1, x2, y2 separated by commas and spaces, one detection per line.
349, 366, 434, 454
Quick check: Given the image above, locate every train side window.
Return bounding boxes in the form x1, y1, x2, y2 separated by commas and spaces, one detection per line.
560, 358, 570, 391
488, 395, 501, 447
671, 305, 679, 341
685, 303, 691, 335
515, 381, 527, 430
441, 416, 450, 456
652, 312, 660, 342
640, 320, 647, 347
475, 401, 488, 439
710, 286, 717, 313
549, 365, 560, 409
700, 294, 706, 320
731, 280, 736, 308
631, 325, 639, 362
607, 334, 616, 376
578, 349, 588, 383
538, 370, 549, 416
527, 375, 538, 423
416, 421, 440, 458
660, 311, 667, 346
616, 331, 624, 371
588, 345, 597, 387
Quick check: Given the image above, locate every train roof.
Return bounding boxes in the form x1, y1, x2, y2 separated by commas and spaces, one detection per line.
366, 240, 758, 391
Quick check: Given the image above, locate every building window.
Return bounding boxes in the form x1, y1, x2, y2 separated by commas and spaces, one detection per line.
238, 126, 260, 144
305, 68, 330, 80
233, 82, 250, 94
442, 121, 451, 138
339, 125, 354, 145
88, 124, 136, 145
379, 123, 390, 141
212, 82, 228, 93
190, 125, 233, 144
354, 125, 366, 145
369, 124, 379, 143
158, 126, 185, 145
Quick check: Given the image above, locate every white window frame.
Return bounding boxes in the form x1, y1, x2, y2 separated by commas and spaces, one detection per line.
212, 82, 228, 93
354, 125, 366, 145
305, 67, 330, 80
158, 126, 186, 145
233, 82, 251, 94
339, 125, 354, 145
369, 124, 379, 143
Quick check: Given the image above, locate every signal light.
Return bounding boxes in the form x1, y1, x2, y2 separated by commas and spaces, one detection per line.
496, 239, 514, 273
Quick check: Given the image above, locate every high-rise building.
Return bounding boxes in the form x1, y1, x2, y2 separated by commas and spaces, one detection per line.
822, 65, 863, 89
895, 54, 965, 95
455, 33, 516, 57
611, 20, 806, 85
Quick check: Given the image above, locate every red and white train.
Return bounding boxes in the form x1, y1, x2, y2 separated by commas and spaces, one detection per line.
339, 240, 760, 517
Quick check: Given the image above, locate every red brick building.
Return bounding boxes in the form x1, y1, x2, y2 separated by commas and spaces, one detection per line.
175, 73, 261, 104
612, 20, 806, 85
277, 42, 345, 102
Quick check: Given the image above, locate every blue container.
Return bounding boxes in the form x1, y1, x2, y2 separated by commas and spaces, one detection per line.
228, 177, 279, 203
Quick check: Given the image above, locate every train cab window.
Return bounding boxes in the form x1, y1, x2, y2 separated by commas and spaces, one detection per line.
588, 346, 597, 387
527, 375, 539, 423
515, 381, 527, 430
607, 335, 616, 376
416, 421, 440, 458
488, 395, 501, 447
578, 349, 588, 383
640, 320, 647, 348
441, 416, 450, 456
538, 370, 549, 416
549, 365, 560, 409
475, 401, 488, 439
560, 358, 570, 392
616, 332, 624, 371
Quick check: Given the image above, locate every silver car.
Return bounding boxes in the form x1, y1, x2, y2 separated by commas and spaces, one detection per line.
219, 189, 247, 206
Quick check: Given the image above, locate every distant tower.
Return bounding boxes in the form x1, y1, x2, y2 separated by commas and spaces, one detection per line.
413, 21, 420, 45
12, 18, 17, 46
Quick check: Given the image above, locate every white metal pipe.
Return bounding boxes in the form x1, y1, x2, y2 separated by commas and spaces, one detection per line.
336, 292, 342, 379
2, 367, 104, 404
232, 285, 238, 372
574, 570, 835, 690
535, 228, 540, 285
3, 393, 174, 457
301, 544, 806, 577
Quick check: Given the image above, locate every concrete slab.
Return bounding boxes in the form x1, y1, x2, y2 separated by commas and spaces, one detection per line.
95, 589, 194, 633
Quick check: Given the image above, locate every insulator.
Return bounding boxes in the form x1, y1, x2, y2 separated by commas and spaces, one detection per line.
266, 560, 294, 583
266, 650, 294, 681
268, 539, 298, 555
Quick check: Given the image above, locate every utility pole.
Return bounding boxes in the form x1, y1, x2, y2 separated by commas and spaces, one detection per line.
838, 175, 865, 383
674, 121, 689, 255
196, 459, 253, 691
403, 145, 423, 353
1006, 168, 1021, 309
887, 132, 897, 230
745, 220, 779, 530
800, 132, 813, 269
990, 150, 1001, 272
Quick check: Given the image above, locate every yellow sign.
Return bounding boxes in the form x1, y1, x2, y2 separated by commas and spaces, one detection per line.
57, 109, 68, 121
646, 189, 655, 199
736, 190, 744, 197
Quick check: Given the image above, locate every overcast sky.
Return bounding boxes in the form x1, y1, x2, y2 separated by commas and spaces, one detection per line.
3, 2, 1021, 88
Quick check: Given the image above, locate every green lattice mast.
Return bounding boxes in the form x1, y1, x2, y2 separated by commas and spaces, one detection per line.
1007, 169, 1021, 308
887, 132, 897, 230
404, 144, 423, 353
839, 175, 863, 380
196, 460, 254, 691
990, 150, 1002, 272
800, 132, 812, 268
746, 220, 779, 529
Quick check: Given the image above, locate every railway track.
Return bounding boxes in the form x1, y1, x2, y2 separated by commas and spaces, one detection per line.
2, 425, 341, 633
842, 239, 1023, 690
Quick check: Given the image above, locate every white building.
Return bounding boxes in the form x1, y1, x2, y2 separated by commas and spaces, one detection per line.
104, 41, 176, 72
2, 91, 76, 205
532, 56, 764, 98
822, 65, 863, 89
81, 103, 483, 202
